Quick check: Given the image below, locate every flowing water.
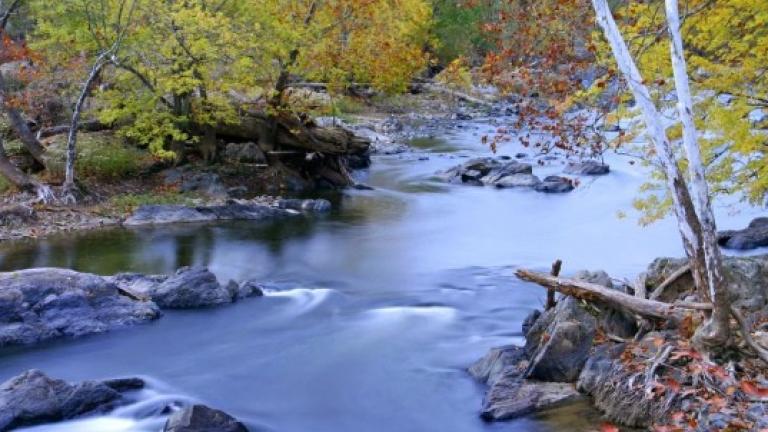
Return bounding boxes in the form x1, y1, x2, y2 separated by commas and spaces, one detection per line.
0, 119, 764, 432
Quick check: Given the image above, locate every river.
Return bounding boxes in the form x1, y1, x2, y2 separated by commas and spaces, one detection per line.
0, 118, 763, 431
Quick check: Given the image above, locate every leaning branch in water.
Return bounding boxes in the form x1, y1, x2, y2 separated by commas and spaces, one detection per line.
515, 268, 689, 321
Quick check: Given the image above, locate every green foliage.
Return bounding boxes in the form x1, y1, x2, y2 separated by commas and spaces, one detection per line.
105, 191, 198, 215
27, 0, 432, 162
431, 0, 493, 64
44, 132, 149, 181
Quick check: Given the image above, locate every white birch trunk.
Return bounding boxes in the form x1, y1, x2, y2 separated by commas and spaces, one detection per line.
665, 0, 730, 343
63, 55, 109, 198
591, 0, 702, 259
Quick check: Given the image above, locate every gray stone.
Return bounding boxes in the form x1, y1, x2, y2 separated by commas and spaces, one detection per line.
469, 345, 528, 386
236, 280, 266, 300
223, 142, 266, 164
151, 267, 232, 309
124, 203, 291, 226
564, 160, 609, 176
164, 405, 248, 432
0, 268, 160, 347
534, 176, 575, 193
525, 297, 596, 382
521, 309, 541, 337
644, 254, 768, 312
0, 205, 36, 228
574, 270, 637, 338
491, 173, 540, 188
0, 370, 143, 431
718, 217, 768, 250
481, 379, 581, 421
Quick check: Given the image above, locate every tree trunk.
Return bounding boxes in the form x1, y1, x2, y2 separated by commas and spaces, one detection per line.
665, 0, 731, 347
63, 57, 107, 198
591, 0, 710, 308
0, 137, 54, 202
0, 72, 48, 167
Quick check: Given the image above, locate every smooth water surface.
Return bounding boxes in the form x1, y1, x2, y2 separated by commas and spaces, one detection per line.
0, 119, 763, 432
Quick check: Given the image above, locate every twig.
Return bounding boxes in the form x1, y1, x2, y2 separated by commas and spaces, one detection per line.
649, 263, 691, 301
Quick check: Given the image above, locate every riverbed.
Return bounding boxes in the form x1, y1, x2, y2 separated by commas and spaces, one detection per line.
0, 118, 763, 432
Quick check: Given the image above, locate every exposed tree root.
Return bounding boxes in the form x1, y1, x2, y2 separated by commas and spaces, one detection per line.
649, 262, 691, 300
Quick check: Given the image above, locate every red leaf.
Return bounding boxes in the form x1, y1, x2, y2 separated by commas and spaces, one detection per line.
600, 422, 620, 432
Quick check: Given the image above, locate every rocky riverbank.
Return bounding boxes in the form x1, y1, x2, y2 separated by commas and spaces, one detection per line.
0, 369, 250, 432
0, 265, 270, 347
471, 254, 768, 429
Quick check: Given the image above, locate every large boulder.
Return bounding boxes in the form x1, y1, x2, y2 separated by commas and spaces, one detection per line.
718, 217, 768, 250
0, 268, 160, 347
0, 370, 144, 431
164, 405, 248, 432
524, 297, 596, 382
564, 160, 610, 176
643, 255, 768, 312
150, 267, 233, 309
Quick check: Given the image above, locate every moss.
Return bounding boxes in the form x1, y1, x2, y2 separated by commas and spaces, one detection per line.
100, 191, 200, 216
43, 131, 152, 181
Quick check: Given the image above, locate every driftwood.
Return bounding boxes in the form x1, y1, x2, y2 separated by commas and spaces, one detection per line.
515, 268, 689, 321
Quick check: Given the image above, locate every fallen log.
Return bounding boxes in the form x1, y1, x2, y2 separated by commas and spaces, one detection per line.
36, 120, 110, 139
515, 268, 689, 321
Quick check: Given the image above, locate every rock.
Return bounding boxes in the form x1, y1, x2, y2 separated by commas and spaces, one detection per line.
469, 346, 581, 421
180, 173, 228, 199
0, 205, 36, 228
151, 267, 232, 309
521, 309, 541, 337
493, 173, 541, 188
0, 370, 143, 431
525, 297, 596, 382
534, 176, 575, 193
236, 280, 266, 300
514, 152, 528, 159
564, 160, 609, 176
577, 339, 674, 428
718, 217, 768, 250
574, 270, 637, 338
164, 404, 248, 432
469, 345, 528, 386
454, 112, 473, 121
0, 268, 160, 347
276, 199, 332, 213
644, 255, 768, 312
223, 142, 266, 164
124, 203, 291, 226
481, 379, 581, 421
438, 158, 538, 189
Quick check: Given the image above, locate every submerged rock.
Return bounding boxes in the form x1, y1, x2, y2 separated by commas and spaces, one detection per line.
718, 217, 768, 250
564, 160, 610, 176
124, 202, 291, 226
0, 370, 144, 431
437, 158, 540, 189
0, 268, 160, 347
164, 404, 248, 432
